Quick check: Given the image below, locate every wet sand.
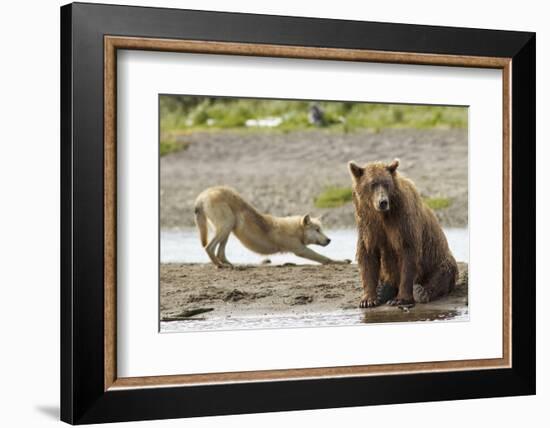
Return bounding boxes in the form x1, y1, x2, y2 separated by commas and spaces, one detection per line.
160, 262, 468, 330
161, 128, 468, 229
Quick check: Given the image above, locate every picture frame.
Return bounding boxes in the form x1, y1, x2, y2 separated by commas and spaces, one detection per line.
60, 2, 535, 424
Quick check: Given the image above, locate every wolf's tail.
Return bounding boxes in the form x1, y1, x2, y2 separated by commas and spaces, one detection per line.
194, 202, 208, 247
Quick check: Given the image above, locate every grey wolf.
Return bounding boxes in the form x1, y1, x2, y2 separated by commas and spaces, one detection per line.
194, 186, 350, 267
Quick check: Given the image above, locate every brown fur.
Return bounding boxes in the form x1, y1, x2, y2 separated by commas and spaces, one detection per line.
348, 159, 458, 307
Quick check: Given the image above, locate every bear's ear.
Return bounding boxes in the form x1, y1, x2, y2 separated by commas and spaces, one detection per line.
302, 214, 311, 226
348, 161, 364, 179
387, 158, 400, 174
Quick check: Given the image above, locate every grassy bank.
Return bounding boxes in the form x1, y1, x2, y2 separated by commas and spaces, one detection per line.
160, 96, 468, 155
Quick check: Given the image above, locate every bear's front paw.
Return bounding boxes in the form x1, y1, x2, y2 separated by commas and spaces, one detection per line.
387, 296, 415, 307
359, 294, 380, 308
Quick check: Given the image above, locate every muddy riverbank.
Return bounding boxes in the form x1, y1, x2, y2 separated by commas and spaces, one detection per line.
160, 262, 468, 332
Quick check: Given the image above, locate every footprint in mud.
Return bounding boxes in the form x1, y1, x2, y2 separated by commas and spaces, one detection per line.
187, 294, 214, 303
223, 288, 272, 302
224, 289, 248, 302
291, 295, 314, 305
323, 293, 343, 299
188, 287, 225, 303
316, 283, 334, 290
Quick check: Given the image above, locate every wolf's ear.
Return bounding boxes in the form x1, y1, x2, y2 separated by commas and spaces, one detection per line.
348, 161, 364, 179
387, 158, 399, 174
302, 214, 311, 226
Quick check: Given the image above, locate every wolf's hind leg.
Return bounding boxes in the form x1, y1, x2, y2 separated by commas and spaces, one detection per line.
206, 224, 233, 268
204, 239, 223, 267
216, 234, 232, 266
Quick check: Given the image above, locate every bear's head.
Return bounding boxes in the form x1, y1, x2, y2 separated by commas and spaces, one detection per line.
348, 159, 399, 213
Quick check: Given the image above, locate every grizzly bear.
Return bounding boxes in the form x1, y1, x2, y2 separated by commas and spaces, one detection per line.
348, 159, 458, 307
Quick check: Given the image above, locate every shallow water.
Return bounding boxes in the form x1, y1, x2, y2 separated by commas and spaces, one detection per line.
160, 227, 468, 332
160, 306, 469, 333
161, 227, 469, 265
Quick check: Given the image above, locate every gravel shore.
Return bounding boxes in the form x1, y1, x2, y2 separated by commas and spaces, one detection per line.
161, 128, 468, 229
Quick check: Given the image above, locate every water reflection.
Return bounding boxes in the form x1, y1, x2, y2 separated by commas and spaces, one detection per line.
161, 306, 468, 333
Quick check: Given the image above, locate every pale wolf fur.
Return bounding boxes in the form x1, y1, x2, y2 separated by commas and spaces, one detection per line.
194, 186, 350, 267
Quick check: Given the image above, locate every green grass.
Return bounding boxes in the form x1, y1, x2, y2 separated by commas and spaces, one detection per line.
423, 196, 452, 210
160, 135, 190, 156
314, 187, 353, 208
160, 96, 468, 135
314, 186, 451, 211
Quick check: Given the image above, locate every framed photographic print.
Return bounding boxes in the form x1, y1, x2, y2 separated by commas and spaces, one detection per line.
60, 2, 535, 424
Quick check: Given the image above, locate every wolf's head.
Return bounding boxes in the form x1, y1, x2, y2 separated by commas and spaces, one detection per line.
348, 159, 399, 213
301, 214, 331, 246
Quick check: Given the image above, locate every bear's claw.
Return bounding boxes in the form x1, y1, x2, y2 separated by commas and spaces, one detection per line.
359, 296, 380, 308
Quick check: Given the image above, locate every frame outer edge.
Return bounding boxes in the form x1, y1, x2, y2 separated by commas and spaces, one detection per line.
510, 33, 536, 392
60, 3, 75, 424
63, 3, 536, 423
73, 2, 533, 58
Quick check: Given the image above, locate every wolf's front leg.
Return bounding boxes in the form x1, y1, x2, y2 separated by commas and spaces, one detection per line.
293, 247, 349, 265
329, 258, 352, 264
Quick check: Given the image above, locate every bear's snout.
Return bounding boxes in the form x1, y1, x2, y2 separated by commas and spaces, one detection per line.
378, 199, 389, 211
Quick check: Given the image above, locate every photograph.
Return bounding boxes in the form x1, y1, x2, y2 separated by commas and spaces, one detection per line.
159, 95, 469, 332
55, 1, 536, 424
